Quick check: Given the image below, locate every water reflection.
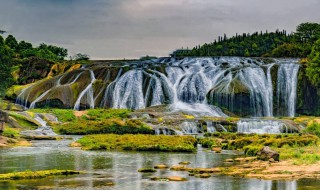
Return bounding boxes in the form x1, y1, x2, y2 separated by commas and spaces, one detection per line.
0, 137, 317, 190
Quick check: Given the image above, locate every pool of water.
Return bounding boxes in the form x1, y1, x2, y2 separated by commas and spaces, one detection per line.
0, 137, 319, 190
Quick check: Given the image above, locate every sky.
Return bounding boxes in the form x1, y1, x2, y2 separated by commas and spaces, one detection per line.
1, 0, 320, 59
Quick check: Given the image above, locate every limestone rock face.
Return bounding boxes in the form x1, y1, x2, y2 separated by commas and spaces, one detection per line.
257, 146, 279, 162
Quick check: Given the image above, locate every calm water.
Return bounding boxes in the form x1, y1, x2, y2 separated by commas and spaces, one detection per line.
0, 137, 319, 190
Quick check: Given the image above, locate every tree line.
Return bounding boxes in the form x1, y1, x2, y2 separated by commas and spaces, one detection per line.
0, 34, 90, 97
172, 22, 320, 58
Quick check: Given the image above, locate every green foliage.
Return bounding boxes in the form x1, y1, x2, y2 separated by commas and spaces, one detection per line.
201, 133, 318, 155
0, 170, 81, 180
2, 127, 20, 138
296, 22, 320, 43
86, 108, 131, 120
172, 23, 320, 58
0, 35, 14, 97
271, 43, 304, 57
72, 53, 90, 61
303, 122, 320, 137
30, 109, 76, 122
306, 39, 320, 86
77, 134, 197, 152
57, 118, 154, 135
197, 137, 219, 148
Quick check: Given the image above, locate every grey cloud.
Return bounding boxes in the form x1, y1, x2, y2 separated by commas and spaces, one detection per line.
1, 0, 320, 59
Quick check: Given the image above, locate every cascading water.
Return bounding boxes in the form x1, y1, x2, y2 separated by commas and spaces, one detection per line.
206, 121, 216, 133
15, 57, 300, 117
180, 121, 198, 134
276, 61, 300, 117
20, 114, 57, 136
74, 69, 96, 110
237, 119, 288, 134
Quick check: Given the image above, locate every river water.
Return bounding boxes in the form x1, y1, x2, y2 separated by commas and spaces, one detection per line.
0, 137, 319, 190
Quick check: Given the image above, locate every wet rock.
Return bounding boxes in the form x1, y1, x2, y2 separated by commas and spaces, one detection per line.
224, 159, 234, 163
179, 161, 191, 165
70, 142, 81, 147
150, 176, 187, 182
195, 173, 211, 178
138, 168, 156, 173
170, 165, 192, 171
212, 146, 222, 153
154, 164, 169, 169
167, 176, 188, 181
257, 146, 279, 162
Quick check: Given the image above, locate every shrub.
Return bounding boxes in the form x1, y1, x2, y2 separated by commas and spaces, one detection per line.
77, 134, 197, 152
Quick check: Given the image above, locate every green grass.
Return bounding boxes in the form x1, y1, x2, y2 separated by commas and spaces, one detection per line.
2, 127, 20, 138
85, 108, 131, 120
8, 112, 39, 129
77, 134, 197, 152
56, 119, 154, 135
30, 109, 76, 122
303, 122, 320, 137
0, 170, 81, 180
199, 132, 319, 157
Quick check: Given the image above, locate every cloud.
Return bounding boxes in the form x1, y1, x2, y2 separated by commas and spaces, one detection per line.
1, 0, 320, 59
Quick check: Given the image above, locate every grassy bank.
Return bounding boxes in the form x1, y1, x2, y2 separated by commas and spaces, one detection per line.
0, 170, 81, 180
28, 108, 154, 135
76, 134, 197, 152
200, 132, 320, 164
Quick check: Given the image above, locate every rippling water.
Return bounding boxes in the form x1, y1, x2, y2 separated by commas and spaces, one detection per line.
0, 137, 318, 190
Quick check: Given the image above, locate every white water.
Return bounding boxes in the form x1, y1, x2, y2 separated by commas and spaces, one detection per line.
237, 119, 287, 134
276, 61, 300, 117
16, 57, 300, 117
180, 121, 198, 134
20, 114, 57, 136
74, 70, 96, 110
206, 121, 216, 133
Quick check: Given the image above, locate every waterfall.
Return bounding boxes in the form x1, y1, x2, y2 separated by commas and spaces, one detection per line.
20, 114, 57, 136
74, 70, 96, 110
237, 119, 287, 134
180, 121, 198, 134
15, 57, 301, 117
206, 121, 216, 133
276, 62, 300, 117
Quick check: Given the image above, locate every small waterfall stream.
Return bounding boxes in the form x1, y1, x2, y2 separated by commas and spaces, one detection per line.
237, 119, 288, 134
20, 114, 57, 136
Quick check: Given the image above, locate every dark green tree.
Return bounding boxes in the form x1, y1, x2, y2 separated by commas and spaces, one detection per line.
5, 35, 18, 50
306, 39, 320, 86
0, 35, 13, 97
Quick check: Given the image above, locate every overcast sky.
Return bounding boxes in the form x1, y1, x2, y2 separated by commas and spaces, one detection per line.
1, 0, 320, 59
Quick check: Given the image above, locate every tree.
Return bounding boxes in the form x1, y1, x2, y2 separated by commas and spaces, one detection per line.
73, 53, 90, 61
296, 22, 320, 43
5, 35, 18, 50
18, 41, 33, 51
0, 35, 13, 97
306, 39, 320, 86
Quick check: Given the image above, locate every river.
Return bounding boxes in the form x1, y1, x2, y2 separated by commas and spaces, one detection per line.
0, 137, 319, 190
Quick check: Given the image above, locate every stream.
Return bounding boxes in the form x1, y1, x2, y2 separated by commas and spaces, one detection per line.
0, 137, 319, 190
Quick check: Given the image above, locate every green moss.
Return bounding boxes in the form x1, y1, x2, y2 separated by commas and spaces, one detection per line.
2, 127, 20, 138
303, 122, 320, 137
57, 118, 154, 135
30, 109, 76, 122
8, 112, 39, 129
77, 134, 197, 152
0, 170, 81, 180
86, 108, 131, 120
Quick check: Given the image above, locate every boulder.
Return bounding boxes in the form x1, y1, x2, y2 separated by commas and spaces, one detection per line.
257, 146, 279, 162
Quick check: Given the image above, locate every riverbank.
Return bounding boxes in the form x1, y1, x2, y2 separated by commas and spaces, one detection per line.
187, 158, 320, 180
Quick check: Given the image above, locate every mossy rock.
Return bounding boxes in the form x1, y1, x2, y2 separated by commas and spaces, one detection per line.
138, 168, 156, 173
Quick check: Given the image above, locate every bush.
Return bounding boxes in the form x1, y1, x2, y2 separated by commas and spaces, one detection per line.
77, 134, 197, 152
304, 123, 320, 137
57, 119, 154, 135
